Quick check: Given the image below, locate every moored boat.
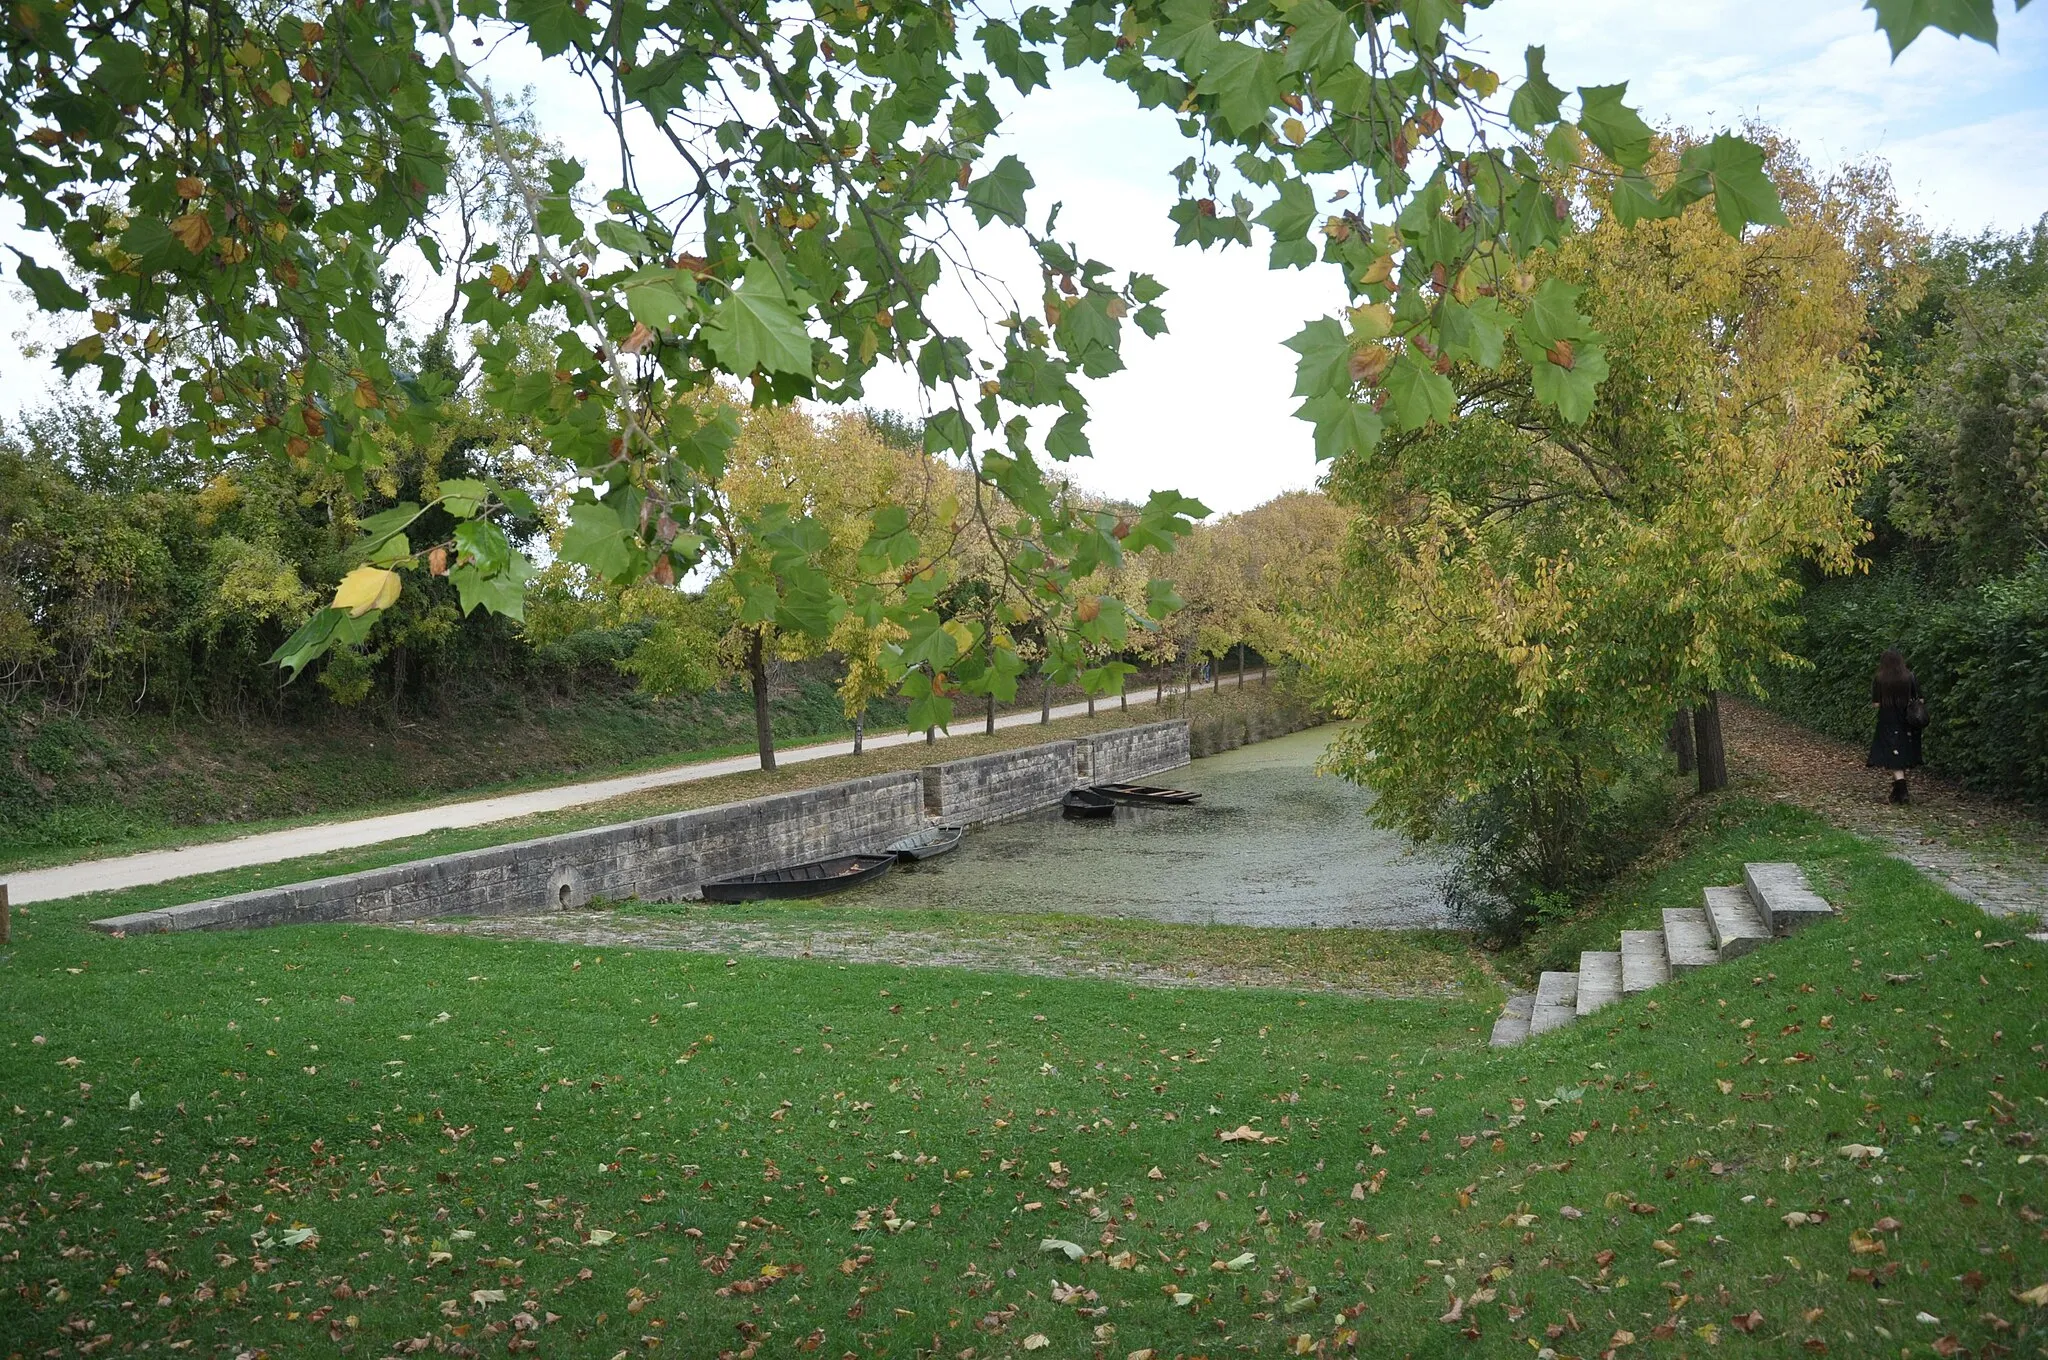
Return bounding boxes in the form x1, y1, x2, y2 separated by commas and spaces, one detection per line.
1088, 782, 1202, 806
1062, 788, 1117, 819
699, 853, 898, 902
886, 823, 965, 861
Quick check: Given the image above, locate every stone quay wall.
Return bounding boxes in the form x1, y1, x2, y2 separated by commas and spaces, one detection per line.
1077, 721, 1191, 785
88, 718, 1205, 936
921, 742, 1081, 826
92, 770, 927, 936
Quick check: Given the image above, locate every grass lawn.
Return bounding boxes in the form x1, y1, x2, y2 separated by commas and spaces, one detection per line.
3, 797, 2046, 1359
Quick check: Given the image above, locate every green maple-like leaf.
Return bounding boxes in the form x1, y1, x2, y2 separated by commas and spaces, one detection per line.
1279, 0, 1354, 75
1576, 83, 1655, 170
1255, 178, 1317, 242
1296, 391, 1385, 461
964, 155, 1035, 227
13, 252, 87, 311
705, 262, 813, 377
1508, 46, 1566, 134
1864, 0, 2002, 57
559, 502, 636, 581
505, 0, 595, 57
1197, 42, 1282, 135
1285, 317, 1352, 398
1152, 0, 1223, 74
1383, 353, 1455, 432
1689, 135, 1790, 234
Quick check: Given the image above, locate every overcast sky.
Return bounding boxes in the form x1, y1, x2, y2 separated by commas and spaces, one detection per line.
4, 2, 2043, 515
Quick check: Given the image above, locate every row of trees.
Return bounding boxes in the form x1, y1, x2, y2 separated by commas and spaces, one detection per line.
2, 364, 1340, 775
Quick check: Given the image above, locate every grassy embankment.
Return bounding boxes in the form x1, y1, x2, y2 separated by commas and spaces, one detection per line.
3, 791, 2044, 1358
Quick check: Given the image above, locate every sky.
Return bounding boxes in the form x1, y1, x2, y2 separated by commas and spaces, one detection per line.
4, 1, 2044, 516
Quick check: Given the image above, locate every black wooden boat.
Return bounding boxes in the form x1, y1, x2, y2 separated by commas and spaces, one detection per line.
1062, 788, 1117, 819
886, 824, 965, 861
699, 853, 898, 902
1088, 782, 1202, 806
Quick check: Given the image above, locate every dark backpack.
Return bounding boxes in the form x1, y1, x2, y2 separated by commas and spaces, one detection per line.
1905, 694, 1929, 731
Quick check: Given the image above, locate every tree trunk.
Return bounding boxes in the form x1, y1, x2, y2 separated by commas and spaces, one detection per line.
1211, 657, 1220, 694
1693, 695, 1728, 794
1668, 708, 1695, 775
852, 712, 864, 756
387, 643, 407, 731
1040, 675, 1052, 724
1119, 688, 1127, 712
985, 692, 995, 736
1087, 692, 1096, 716
748, 630, 776, 772
925, 725, 936, 745
1182, 665, 1192, 716
1156, 674, 1164, 702
1238, 647, 1246, 687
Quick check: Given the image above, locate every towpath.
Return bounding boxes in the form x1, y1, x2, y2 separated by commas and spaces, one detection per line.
6, 678, 1251, 905
1720, 697, 2048, 924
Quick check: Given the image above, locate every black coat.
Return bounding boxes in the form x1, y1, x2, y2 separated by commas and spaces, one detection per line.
1867, 678, 1923, 770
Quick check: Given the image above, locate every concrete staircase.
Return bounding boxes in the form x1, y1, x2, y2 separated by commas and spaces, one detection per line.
1490, 862, 1836, 1048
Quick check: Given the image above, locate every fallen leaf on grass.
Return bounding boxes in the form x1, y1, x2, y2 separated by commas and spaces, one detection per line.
1218, 1125, 1277, 1144
1022, 1334, 1050, 1350
1213, 1252, 1256, 1272
471, 1289, 507, 1305
1558, 1205, 1584, 1220
1730, 1309, 1764, 1333
1836, 1144, 1884, 1160
2013, 1283, 2048, 1307
1041, 1239, 1085, 1262
585, 1229, 617, 1246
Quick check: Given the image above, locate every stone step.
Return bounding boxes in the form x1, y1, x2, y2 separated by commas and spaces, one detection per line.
1743, 862, 1834, 934
1662, 907, 1718, 973
1489, 994, 1534, 1048
1576, 950, 1623, 1017
1620, 930, 1670, 993
1530, 971, 1581, 1035
1704, 885, 1772, 959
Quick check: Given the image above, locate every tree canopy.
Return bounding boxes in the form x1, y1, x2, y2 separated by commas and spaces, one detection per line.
1307, 133, 1915, 908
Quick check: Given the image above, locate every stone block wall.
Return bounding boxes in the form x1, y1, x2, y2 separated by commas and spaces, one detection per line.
921, 742, 1079, 826
1077, 721, 1191, 784
88, 720, 1211, 936
93, 770, 926, 935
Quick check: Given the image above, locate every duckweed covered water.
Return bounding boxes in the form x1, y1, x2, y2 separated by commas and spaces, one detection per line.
857, 725, 1454, 928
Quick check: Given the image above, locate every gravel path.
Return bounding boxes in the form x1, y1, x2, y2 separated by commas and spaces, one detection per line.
1721, 698, 2048, 924
404, 913, 1452, 997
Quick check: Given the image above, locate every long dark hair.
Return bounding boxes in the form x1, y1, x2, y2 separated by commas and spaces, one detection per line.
1876, 648, 1915, 701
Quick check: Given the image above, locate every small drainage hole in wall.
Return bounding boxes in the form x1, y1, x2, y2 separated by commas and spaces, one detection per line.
559, 883, 573, 909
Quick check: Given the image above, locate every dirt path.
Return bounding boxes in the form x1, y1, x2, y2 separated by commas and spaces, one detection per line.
1721, 697, 2048, 924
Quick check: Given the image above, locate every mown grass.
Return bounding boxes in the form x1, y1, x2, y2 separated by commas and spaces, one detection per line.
3, 800, 2046, 1360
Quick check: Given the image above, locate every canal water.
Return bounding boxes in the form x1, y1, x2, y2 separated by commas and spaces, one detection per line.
856, 725, 1454, 928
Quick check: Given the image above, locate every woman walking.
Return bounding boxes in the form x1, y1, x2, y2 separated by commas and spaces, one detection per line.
1868, 648, 1925, 803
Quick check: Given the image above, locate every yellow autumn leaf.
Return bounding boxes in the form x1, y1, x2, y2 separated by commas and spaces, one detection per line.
332, 565, 400, 617
1281, 116, 1306, 145
169, 212, 214, 254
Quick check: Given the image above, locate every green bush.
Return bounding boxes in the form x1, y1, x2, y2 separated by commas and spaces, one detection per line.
1766, 562, 2048, 799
